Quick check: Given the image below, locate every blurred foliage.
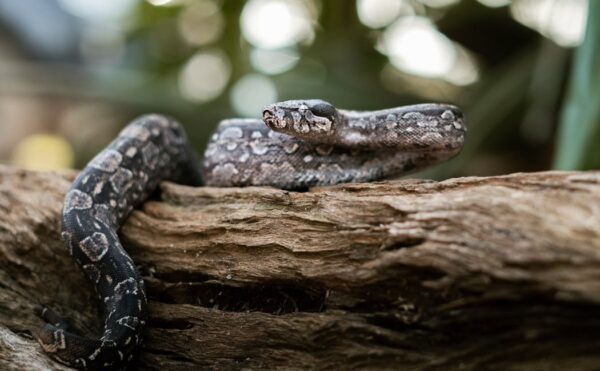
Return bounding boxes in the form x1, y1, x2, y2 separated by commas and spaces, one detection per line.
0, 0, 596, 176
554, 0, 600, 170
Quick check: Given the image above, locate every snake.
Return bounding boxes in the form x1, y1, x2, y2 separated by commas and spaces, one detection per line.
35, 99, 465, 369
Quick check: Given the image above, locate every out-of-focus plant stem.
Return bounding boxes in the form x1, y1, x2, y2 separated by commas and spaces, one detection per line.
554, 0, 600, 170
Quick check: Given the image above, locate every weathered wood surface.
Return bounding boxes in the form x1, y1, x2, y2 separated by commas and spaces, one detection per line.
1, 164, 600, 370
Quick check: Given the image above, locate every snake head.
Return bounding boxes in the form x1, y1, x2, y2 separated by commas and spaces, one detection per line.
263, 99, 338, 138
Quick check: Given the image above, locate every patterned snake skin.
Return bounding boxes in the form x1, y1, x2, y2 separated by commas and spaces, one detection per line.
36, 100, 465, 369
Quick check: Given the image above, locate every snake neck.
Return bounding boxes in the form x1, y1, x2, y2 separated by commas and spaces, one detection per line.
334, 104, 465, 151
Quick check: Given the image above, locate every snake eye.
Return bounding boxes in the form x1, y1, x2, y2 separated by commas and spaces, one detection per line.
310, 103, 336, 118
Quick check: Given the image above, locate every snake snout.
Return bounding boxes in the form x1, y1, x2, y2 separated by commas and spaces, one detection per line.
263, 109, 287, 129
263, 109, 276, 126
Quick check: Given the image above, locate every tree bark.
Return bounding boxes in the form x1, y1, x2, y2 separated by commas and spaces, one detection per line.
1, 164, 599, 370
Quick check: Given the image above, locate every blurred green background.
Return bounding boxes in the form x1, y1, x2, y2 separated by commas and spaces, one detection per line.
0, 0, 597, 179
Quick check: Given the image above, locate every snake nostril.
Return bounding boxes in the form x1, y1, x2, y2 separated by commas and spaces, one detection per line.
263, 111, 273, 124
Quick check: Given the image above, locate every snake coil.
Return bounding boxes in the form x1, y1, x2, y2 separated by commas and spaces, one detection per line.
37, 100, 465, 369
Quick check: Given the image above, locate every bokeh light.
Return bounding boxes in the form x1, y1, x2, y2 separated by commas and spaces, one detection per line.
147, 0, 188, 6
356, 0, 410, 29
445, 49, 479, 86
378, 15, 478, 85
230, 74, 277, 117
240, 0, 314, 49
380, 16, 456, 78
511, 0, 588, 47
250, 48, 300, 75
11, 134, 75, 171
58, 0, 136, 20
478, 0, 512, 7
178, 0, 225, 46
178, 50, 231, 103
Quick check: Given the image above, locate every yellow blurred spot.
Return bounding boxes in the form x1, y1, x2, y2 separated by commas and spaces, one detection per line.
11, 134, 75, 171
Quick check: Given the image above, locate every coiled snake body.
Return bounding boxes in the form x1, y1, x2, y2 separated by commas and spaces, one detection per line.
36, 100, 465, 369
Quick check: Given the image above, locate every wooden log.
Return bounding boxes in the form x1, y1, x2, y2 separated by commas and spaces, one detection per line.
0, 164, 599, 370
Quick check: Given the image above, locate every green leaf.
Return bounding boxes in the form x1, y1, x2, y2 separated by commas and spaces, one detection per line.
553, 1, 600, 170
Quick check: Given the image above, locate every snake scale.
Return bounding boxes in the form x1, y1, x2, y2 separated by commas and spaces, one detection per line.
36, 99, 465, 369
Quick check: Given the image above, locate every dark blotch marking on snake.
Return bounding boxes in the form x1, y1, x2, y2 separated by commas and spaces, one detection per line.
36, 100, 465, 369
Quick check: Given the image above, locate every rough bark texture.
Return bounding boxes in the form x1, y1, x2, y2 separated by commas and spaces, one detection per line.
1, 164, 599, 370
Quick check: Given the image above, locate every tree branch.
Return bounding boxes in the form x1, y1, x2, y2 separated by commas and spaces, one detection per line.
1, 165, 599, 370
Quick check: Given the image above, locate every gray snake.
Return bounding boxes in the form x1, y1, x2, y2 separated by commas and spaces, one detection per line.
36, 99, 465, 369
